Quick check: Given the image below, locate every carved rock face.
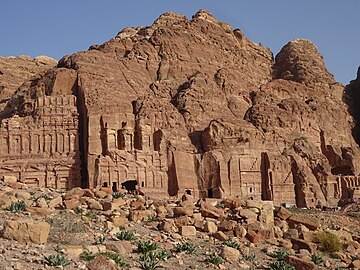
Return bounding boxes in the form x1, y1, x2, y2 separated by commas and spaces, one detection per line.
1, 10, 359, 207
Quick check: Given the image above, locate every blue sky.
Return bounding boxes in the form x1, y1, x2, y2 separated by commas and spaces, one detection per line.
1, 1, 359, 84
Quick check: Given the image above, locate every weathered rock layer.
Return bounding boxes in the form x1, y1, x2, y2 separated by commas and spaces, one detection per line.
1, 10, 359, 207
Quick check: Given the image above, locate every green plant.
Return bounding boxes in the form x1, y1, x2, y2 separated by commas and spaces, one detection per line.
85, 210, 95, 219
113, 192, 126, 199
44, 254, 70, 266
99, 252, 125, 267
310, 253, 324, 265
268, 261, 295, 270
173, 242, 197, 254
139, 251, 163, 270
6, 201, 26, 213
350, 255, 359, 261
223, 238, 241, 250
94, 235, 106, 245
317, 231, 341, 252
115, 231, 137, 241
329, 252, 341, 259
135, 240, 158, 254
74, 206, 84, 215
147, 215, 157, 222
155, 249, 171, 261
80, 251, 96, 261
270, 249, 289, 261
243, 253, 256, 262
207, 253, 224, 266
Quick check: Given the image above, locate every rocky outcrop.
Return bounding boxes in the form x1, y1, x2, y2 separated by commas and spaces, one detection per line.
0, 55, 57, 110
0, 10, 359, 207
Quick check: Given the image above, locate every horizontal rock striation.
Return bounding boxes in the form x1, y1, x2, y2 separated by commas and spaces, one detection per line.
0, 10, 359, 207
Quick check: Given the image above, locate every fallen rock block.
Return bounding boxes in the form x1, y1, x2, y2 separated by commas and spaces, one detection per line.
221, 245, 240, 262
285, 255, 316, 270
287, 214, 320, 231
87, 255, 117, 270
179, 226, 196, 237
200, 201, 224, 219
3, 219, 50, 244
290, 238, 317, 253
276, 206, 293, 220
246, 230, 263, 244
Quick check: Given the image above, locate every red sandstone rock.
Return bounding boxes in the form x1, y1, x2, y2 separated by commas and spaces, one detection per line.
285, 255, 316, 270
1, 10, 359, 209
246, 230, 263, 244
287, 214, 320, 231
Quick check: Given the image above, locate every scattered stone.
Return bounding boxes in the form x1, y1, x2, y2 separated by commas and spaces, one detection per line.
3, 219, 50, 244
179, 226, 196, 237
220, 245, 240, 262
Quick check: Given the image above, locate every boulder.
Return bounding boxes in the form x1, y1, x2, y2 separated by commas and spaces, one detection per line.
3, 219, 50, 244
220, 245, 240, 262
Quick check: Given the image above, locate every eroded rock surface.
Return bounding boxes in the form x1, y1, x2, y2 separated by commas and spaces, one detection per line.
0, 10, 359, 207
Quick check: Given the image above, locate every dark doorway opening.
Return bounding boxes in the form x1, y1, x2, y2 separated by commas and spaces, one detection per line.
102, 182, 108, 188
112, 182, 118, 192
185, 189, 192, 195
207, 189, 213, 198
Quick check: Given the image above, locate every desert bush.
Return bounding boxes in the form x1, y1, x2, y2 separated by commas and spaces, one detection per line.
135, 240, 158, 254
94, 235, 106, 245
99, 252, 125, 267
310, 253, 324, 265
173, 242, 197, 254
115, 230, 137, 241
317, 231, 341, 252
6, 201, 26, 213
44, 254, 70, 266
223, 238, 241, 251
207, 253, 224, 266
80, 251, 95, 261
139, 251, 162, 270
268, 261, 295, 270
270, 249, 289, 261
113, 192, 125, 199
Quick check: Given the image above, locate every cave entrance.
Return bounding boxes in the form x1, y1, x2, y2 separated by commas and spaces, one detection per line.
112, 182, 118, 192
331, 165, 353, 175
207, 189, 213, 198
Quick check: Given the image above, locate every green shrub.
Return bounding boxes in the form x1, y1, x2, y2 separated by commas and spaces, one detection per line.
74, 206, 84, 214
207, 253, 224, 266
135, 240, 158, 254
310, 253, 324, 265
268, 261, 295, 270
94, 235, 106, 245
44, 254, 70, 266
329, 252, 341, 259
155, 249, 171, 261
139, 251, 162, 270
147, 215, 157, 222
80, 251, 95, 261
243, 253, 256, 262
85, 210, 95, 219
270, 249, 289, 261
173, 242, 197, 254
317, 231, 341, 252
6, 201, 26, 213
99, 252, 125, 267
113, 192, 125, 199
115, 231, 137, 241
223, 238, 241, 251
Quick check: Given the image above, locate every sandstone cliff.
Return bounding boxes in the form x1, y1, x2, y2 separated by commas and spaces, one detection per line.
1, 10, 359, 207
0, 55, 57, 110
